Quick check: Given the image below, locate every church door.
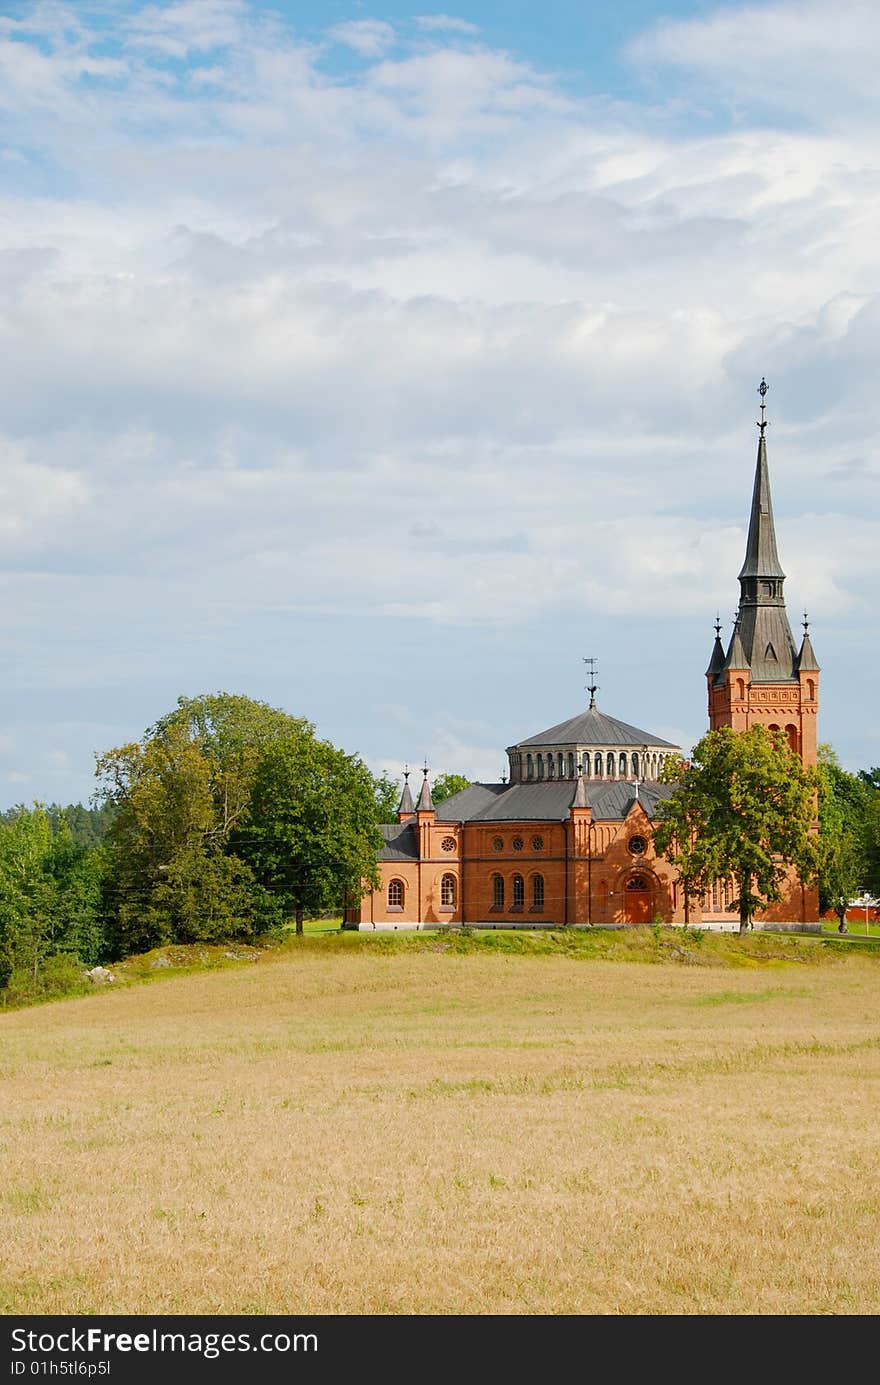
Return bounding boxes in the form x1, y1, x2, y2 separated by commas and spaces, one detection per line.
624, 874, 652, 924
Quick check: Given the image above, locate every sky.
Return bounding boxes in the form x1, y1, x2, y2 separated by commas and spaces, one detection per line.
1, 0, 879, 809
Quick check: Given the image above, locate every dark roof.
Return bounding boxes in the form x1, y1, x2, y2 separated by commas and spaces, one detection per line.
514, 703, 678, 750
415, 774, 433, 811
433, 778, 677, 823
378, 823, 419, 861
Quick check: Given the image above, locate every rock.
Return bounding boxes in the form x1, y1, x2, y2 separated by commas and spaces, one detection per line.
86, 966, 115, 984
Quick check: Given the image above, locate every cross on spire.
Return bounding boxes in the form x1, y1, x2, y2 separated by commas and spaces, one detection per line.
803, 610, 810, 634
583, 656, 599, 709
714, 612, 722, 637
757, 377, 769, 437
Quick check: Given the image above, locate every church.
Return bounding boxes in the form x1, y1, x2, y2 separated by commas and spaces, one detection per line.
345, 384, 820, 929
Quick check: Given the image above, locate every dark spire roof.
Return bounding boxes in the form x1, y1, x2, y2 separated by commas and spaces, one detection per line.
723, 393, 799, 684
416, 768, 433, 812
738, 434, 786, 581
706, 615, 725, 678
722, 622, 750, 672
397, 769, 414, 817
516, 703, 677, 750
797, 632, 820, 672
796, 615, 820, 673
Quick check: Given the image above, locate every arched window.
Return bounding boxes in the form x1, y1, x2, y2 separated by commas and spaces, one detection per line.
526, 753, 534, 780
786, 724, 799, 753
619, 752, 627, 774
606, 752, 614, 777
537, 754, 544, 780
594, 752, 602, 777
512, 874, 524, 907
558, 753, 564, 778
440, 874, 456, 907
388, 879, 404, 908
492, 873, 504, 908
736, 678, 746, 700
631, 753, 639, 776
547, 754, 555, 779
582, 754, 590, 778
567, 752, 575, 778
807, 679, 815, 701
532, 874, 544, 909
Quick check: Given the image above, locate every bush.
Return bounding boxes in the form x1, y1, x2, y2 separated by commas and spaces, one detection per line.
2, 953, 92, 1007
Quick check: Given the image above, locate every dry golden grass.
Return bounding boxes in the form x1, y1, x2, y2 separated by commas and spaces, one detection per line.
2, 937, 880, 1315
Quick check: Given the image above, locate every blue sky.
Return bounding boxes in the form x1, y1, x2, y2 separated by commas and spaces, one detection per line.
1, 0, 879, 807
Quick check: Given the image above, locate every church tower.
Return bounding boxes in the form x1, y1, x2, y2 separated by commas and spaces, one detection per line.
707, 380, 819, 766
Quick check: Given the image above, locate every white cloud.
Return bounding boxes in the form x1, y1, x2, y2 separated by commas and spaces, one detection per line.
328, 20, 396, 59
629, 0, 880, 127
414, 15, 480, 35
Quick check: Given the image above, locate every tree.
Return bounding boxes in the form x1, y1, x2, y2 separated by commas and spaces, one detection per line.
95, 693, 383, 949
238, 731, 382, 934
372, 772, 402, 823
432, 773, 471, 804
653, 726, 819, 933
0, 807, 106, 990
816, 745, 869, 931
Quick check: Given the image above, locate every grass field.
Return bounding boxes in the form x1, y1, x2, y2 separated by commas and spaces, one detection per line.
2, 927, 880, 1316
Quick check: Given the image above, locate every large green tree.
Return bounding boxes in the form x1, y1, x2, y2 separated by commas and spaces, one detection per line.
238, 730, 382, 934
96, 693, 384, 950
654, 726, 819, 933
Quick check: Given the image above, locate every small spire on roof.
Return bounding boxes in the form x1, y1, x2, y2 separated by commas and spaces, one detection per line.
415, 763, 433, 812
396, 763, 415, 818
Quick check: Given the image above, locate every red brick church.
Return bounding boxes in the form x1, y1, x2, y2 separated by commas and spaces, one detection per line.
346, 385, 820, 928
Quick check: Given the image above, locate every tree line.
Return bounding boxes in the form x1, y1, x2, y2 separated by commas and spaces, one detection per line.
0, 693, 406, 1000
1, 701, 878, 1000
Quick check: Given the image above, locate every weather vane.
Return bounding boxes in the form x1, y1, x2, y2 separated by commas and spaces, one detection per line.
583, 656, 599, 709
757, 377, 770, 437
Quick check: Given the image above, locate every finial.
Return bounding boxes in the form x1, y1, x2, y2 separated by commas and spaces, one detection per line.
757, 377, 770, 437
403, 763, 409, 782
583, 655, 599, 709
422, 760, 429, 778
732, 607, 739, 630
501, 768, 507, 785
803, 610, 809, 634
714, 612, 722, 638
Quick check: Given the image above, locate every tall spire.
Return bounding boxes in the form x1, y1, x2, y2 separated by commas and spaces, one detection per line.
738, 381, 785, 583
727, 379, 798, 683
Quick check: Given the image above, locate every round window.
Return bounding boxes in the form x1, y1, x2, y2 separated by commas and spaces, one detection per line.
512, 837, 524, 851
628, 834, 648, 856
441, 836, 456, 852
492, 837, 503, 851
531, 835, 544, 851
